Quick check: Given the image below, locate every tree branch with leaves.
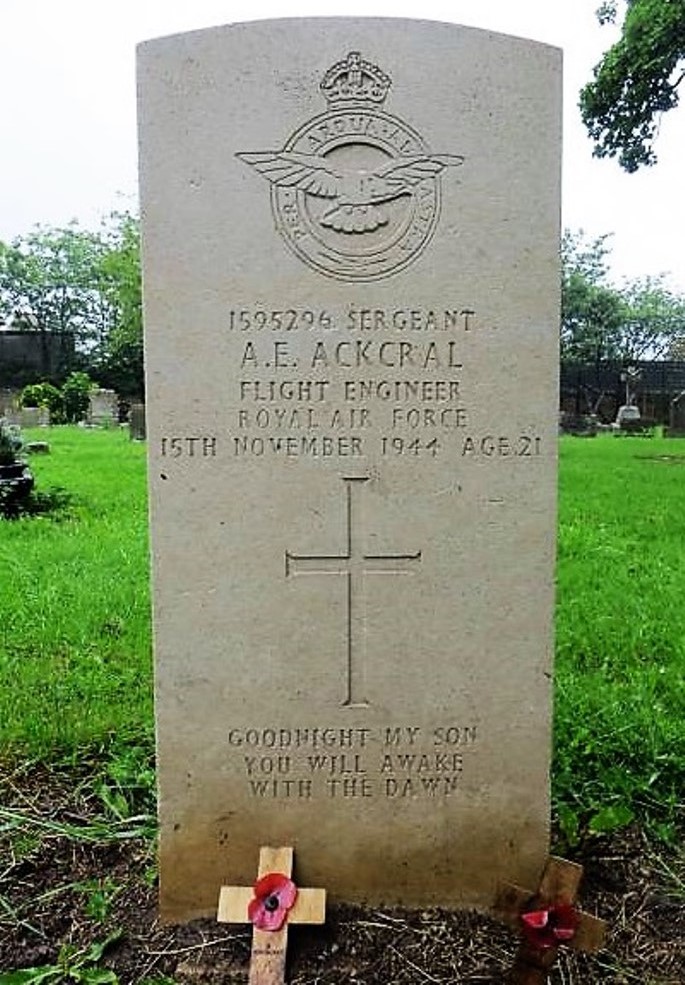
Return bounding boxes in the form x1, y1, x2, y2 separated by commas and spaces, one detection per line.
580, 0, 685, 171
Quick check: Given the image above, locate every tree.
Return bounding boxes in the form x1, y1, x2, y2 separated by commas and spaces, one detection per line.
617, 275, 685, 359
561, 229, 685, 361
668, 334, 685, 358
561, 230, 627, 362
0, 212, 144, 397
61, 371, 94, 423
19, 382, 65, 422
0, 224, 111, 350
580, 0, 685, 171
93, 212, 144, 398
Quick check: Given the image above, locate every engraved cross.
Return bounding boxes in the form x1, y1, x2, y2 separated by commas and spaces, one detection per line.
286, 476, 421, 707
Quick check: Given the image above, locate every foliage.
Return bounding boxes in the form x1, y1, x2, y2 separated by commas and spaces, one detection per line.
20, 382, 65, 422
561, 231, 626, 362
93, 213, 143, 399
0, 931, 121, 984
561, 229, 685, 362
2, 486, 75, 522
668, 334, 685, 359
618, 275, 685, 360
580, 0, 685, 171
20, 374, 101, 424
0, 225, 110, 349
61, 372, 94, 424
0, 213, 143, 397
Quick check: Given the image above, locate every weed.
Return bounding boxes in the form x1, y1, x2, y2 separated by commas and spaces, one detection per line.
75, 878, 122, 924
0, 931, 121, 984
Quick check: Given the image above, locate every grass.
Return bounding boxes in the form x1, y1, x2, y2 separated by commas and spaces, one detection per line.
0, 427, 683, 843
554, 435, 685, 843
0, 427, 152, 759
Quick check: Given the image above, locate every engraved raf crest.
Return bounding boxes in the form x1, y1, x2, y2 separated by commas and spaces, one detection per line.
237, 51, 464, 282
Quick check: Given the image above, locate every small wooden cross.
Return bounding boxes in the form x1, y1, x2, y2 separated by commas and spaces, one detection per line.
495, 855, 607, 984
217, 846, 326, 985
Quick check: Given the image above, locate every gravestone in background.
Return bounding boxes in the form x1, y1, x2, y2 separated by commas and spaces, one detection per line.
129, 403, 147, 441
668, 391, 685, 437
0, 389, 21, 417
87, 388, 118, 427
3, 406, 49, 428
138, 18, 561, 922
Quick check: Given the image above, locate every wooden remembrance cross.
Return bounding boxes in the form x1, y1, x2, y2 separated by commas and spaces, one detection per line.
218, 847, 326, 985
286, 476, 421, 707
496, 855, 607, 983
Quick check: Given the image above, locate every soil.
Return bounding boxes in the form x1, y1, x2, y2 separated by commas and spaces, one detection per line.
0, 765, 682, 984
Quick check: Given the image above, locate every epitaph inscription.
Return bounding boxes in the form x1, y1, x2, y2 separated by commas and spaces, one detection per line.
139, 18, 561, 920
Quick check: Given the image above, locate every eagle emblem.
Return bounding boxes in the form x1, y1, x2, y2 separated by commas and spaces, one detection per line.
237, 150, 463, 235
237, 52, 465, 282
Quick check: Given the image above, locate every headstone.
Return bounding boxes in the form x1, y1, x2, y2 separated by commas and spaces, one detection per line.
87, 388, 118, 427
129, 402, 147, 440
0, 389, 21, 417
3, 406, 49, 428
24, 407, 48, 428
138, 18, 561, 922
615, 404, 640, 426
667, 391, 685, 437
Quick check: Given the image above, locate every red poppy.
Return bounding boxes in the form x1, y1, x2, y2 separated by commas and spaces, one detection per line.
521, 902, 580, 950
248, 872, 298, 931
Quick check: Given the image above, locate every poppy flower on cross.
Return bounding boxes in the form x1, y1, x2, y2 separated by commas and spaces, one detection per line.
248, 872, 299, 932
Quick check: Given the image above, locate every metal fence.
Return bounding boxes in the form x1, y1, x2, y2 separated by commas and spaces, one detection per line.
560, 361, 685, 423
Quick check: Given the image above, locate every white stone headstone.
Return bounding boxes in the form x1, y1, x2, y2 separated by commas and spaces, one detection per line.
87, 388, 118, 427
138, 18, 561, 922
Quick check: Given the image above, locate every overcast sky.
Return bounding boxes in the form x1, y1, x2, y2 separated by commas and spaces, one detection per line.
1, 0, 683, 290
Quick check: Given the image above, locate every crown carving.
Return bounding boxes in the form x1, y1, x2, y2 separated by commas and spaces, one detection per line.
320, 51, 391, 106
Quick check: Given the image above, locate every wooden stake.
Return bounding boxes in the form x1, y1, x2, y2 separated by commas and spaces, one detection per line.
495, 856, 607, 984
217, 846, 326, 985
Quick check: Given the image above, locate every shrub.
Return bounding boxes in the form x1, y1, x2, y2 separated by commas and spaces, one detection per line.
62, 372, 94, 423
20, 382, 65, 423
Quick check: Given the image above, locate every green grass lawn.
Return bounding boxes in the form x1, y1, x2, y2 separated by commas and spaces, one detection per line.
0, 427, 682, 843
0, 427, 152, 759
555, 435, 685, 843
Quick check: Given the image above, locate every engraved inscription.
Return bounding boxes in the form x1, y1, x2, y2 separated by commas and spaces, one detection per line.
286, 477, 421, 707
155, 302, 547, 465
222, 724, 479, 804
237, 52, 464, 282
161, 436, 217, 458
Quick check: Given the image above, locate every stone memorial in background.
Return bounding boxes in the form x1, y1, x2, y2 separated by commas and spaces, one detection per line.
129, 402, 147, 441
0, 389, 21, 418
138, 18, 561, 923
667, 391, 685, 437
87, 388, 118, 427
3, 406, 49, 428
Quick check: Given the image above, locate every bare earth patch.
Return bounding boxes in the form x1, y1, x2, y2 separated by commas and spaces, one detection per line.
0, 765, 682, 984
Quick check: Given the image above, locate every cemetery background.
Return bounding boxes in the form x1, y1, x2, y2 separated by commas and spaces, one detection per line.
0, 426, 682, 982
2, 222, 685, 436
0, 9, 683, 982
